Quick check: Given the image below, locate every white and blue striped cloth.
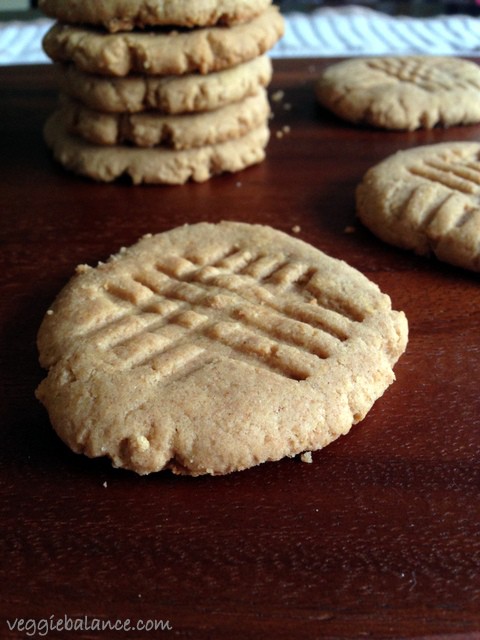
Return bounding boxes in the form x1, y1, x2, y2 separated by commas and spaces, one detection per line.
2, 6, 480, 65
0, 17, 51, 64
272, 6, 480, 57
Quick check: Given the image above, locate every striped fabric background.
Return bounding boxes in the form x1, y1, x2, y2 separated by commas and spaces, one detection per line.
1, 7, 480, 64
274, 6, 480, 56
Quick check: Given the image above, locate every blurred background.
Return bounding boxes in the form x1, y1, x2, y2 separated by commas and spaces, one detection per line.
2, 0, 480, 63
279, 1, 480, 15
1, 0, 480, 18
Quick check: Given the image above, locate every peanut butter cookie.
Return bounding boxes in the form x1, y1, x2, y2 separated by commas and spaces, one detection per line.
356, 142, 480, 271
36, 222, 408, 476
316, 56, 480, 130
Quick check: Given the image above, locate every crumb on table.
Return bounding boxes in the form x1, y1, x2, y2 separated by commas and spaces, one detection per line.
300, 451, 313, 464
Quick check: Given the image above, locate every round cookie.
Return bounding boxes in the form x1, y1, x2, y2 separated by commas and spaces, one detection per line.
39, 0, 273, 32
60, 89, 270, 149
44, 109, 270, 184
315, 56, 480, 130
42, 7, 284, 77
36, 222, 408, 476
58, 55, 273, 114
356, 142, 480, 272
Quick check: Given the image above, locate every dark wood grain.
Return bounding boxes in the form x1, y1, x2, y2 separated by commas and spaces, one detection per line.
1, 59, 479, 640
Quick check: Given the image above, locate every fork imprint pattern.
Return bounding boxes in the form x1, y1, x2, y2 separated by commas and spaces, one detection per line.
83, 246, 364, 383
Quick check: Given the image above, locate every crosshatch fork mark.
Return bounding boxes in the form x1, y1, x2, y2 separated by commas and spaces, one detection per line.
141, 253, 360, 335
83, 249, 365, 383
408, 158, 480, 195
152, 251, 366, 323
400, 187, 480, 253
366, 58, 480, 92
100, 288, 339, 382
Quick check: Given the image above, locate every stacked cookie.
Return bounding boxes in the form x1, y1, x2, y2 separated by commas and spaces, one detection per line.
38, 0, 284, 184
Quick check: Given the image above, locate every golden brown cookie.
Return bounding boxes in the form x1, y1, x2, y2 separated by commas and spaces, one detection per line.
36, 222, 408, 476
57, 55, 273, 114
356, 142, 480, 271
42, 7, 284, 77
39, 0, 273, 32
44, 109, 270, 184
316, 56, 480, 130
60, 89, 270, 149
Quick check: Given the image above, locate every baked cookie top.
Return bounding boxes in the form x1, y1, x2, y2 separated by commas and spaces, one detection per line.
42, 6, 284, 76
36, 222, 408, 476
315, 56, 480, 131
43, 110, 270, 184
356, 142, 480, 272
60, 89, 270, 149
39, 0, 273, 32
58, 55, 272, 114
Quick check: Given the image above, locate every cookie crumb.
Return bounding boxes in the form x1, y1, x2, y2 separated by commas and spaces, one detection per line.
301, 451, 313, 464
46, 309, 54, 316
276, 125, 291, 139
292, 225, 301, 233
103, 481, 108, 488
135, 435, 150, 452
271, 89, 284, 102
283, 103, 292, 111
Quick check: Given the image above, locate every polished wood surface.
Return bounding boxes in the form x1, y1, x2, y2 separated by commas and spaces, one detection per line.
1, 59, 479, 639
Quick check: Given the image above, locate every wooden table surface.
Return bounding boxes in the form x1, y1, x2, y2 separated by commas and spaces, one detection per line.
1, 59, 479, 640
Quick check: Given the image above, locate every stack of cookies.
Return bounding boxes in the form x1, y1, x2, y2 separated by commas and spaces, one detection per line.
38, 0, 284, 184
